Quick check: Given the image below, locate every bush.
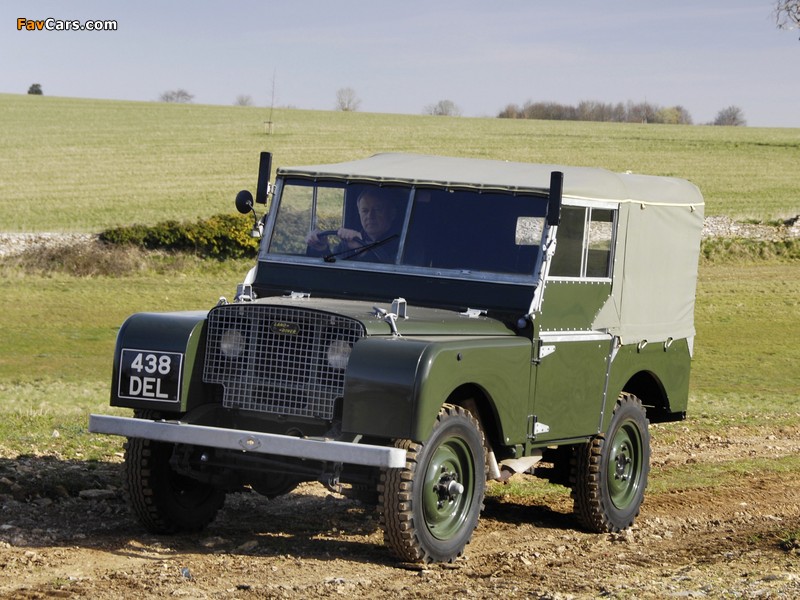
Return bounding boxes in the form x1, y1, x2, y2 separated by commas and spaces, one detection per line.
100, 213, 259, 259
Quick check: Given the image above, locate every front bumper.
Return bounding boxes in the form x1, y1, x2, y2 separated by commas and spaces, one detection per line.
89, 414, 407, 469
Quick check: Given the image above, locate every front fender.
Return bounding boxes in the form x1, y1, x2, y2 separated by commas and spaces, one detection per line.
111, 311, 210, 413
342, 336, 532, 444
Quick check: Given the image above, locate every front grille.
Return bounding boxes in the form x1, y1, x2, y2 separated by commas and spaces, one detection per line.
203, 304, 365, 420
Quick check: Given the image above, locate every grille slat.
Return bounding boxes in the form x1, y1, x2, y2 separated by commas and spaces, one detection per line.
203, 305, 365, 420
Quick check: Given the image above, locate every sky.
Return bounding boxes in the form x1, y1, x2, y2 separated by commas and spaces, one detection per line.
2, 1, 798, 127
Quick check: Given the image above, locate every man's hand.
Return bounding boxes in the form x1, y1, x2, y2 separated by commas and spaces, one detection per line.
305, 230, 328, 251
337, 228, 363, 248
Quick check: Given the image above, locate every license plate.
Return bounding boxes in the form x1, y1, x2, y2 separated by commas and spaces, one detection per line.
118, 349, 183, 403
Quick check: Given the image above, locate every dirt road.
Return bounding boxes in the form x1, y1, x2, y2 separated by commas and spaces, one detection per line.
1, 422, 798, 599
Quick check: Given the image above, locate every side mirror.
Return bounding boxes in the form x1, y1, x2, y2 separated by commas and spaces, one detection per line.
547, 171, 563, 227
235, 190, 262, 238
235, 190, 254, 215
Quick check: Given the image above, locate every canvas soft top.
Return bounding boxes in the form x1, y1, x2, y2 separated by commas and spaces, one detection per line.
277, 153, 704, 208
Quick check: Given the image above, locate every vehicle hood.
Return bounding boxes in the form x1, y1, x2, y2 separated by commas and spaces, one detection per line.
248, 296, 514, 337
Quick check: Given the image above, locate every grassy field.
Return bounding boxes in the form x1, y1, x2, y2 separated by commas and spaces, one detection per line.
1, 93, 798, 232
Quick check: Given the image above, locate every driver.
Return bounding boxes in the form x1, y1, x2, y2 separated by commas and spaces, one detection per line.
306, 190, 400, 262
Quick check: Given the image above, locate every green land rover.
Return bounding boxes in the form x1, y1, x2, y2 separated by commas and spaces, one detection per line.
90, 152, 704, 563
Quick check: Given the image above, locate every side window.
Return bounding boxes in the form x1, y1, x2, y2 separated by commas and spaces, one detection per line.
550, 206, 616, 278
586, 209, 614, 277
550, 207, 585, 277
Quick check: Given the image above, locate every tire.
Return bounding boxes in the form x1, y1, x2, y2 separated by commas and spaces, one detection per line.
124, 437, 226, 534
379, 404, 486, 563
571, 392, 651, 533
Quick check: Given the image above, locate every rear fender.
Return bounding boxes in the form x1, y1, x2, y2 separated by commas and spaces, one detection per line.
603, 337, 692, 428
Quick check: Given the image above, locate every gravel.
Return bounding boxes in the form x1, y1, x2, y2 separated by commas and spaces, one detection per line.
0, 233, 97, 258
702, 215, 800, 240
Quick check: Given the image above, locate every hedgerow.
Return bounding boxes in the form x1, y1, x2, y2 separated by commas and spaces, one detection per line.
100, 213, 259, 259
700, 238, 800, 263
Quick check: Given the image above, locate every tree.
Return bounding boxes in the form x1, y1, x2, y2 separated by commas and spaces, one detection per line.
626, 101, 658, 124
775, 1, 800, 31
674, 105, 694, 125
424, 99, 462, 117
335, 87, 360, 112
498, 103, 521, 119
656, 106, 693, 125
234, 95, 253, 107
713, 106, 746, 126
159, 89, 194, 103
496, 98, 693, 125
27, 83, 43, 95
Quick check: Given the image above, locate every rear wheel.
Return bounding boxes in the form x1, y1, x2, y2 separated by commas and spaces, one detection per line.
250, 473, 300, 499
124, 437, 225, 534
572, 393, 650, 532
379, 404, 486, 563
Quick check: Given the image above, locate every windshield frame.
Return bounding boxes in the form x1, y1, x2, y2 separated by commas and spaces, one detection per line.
259, 177, 548, 285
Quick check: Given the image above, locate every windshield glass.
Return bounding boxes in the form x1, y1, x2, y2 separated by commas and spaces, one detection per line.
267, 179, 547, 276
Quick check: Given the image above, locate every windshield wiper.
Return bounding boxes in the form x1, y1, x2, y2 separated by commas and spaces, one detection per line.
323, 234, 398, 263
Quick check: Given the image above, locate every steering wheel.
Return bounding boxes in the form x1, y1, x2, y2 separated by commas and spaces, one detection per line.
315, 229, 365, 246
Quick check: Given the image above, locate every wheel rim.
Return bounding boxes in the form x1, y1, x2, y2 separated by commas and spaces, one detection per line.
607, 419, 643, 509
421, 435, 475, 541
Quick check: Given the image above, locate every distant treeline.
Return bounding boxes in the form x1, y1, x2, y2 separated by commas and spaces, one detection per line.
498, 100, 693, 125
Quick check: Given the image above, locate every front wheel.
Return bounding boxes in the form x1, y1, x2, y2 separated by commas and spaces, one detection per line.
379, 404, 486, 563
124, 437, 225, 534
571, 392, 651, 532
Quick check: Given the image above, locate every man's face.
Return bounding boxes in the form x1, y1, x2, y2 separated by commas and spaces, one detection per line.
358, 195, 395, 239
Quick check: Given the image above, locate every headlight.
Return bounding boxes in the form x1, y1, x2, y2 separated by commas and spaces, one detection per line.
326, 339, 352, 370
220, 328, 245, 358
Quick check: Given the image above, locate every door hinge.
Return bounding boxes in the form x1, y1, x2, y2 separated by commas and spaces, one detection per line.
540, 344, 556, 359
527, 415, 551, 439
532, 339, 557, 365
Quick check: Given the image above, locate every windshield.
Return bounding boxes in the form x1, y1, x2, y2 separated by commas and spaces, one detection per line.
267, 179, 547, 276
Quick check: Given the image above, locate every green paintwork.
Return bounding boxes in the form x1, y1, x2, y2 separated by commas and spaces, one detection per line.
524, 279, 615, 443
530, 337, 612, 443
602, 338, 692, 429
181, 318, 212, 411
536, 281, 612, 332
246, 296, 516, 337
344, 335, 532, 443
109, 295, 692, 450
608, 418, 645, 509
422, 435, 475, 540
